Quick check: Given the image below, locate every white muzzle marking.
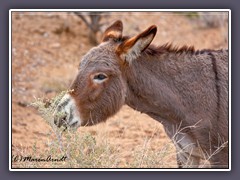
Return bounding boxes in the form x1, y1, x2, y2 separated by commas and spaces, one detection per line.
55, 94, 81, 129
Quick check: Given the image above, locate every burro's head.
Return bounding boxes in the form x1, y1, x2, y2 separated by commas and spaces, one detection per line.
54, 20, 157, 129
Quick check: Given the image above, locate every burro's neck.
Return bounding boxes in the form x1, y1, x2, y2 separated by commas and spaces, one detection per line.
125, 52, 192, 124
125, 47, 224, 126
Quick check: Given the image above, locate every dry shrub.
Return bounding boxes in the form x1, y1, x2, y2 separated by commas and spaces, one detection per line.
13, 91, 182, 168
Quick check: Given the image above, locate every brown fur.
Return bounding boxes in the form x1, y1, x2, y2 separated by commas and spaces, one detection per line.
145, 43, 195, 56
67, 20, 228, 168
102, 20, 123, 42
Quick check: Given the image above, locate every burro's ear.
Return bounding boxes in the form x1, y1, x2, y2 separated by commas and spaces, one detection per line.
102, 20, 123, 42
116, 25, 157, 63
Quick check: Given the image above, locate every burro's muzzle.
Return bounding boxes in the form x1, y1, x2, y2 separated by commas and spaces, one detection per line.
53, 94, 81, 129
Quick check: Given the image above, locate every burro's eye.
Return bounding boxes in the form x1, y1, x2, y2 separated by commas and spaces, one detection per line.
92, 73, 108, 83
94, 74, 107, 80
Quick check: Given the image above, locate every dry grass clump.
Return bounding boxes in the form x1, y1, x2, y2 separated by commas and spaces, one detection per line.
12, 91, 120, 168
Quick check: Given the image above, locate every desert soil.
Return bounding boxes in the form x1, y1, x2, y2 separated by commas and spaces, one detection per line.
11, 11, 228, 168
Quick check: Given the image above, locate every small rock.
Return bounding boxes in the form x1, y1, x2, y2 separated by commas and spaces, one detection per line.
17, 101, 28, 107
50, 43, 61, 48
43, 32, 49, 38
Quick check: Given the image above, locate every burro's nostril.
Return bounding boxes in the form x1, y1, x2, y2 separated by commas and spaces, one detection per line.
54, 112, 68, 128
